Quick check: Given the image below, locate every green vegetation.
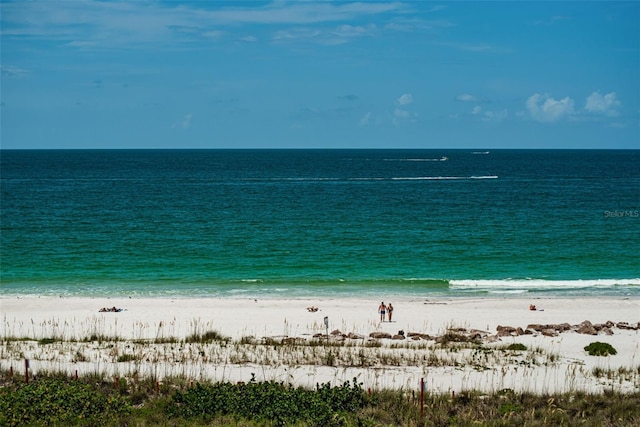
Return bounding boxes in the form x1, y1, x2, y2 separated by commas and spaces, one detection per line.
1, 370, 639, 426
505, 343, 527, 351
116, 354, 137, 363
592, 366, 640, 382
437, 331, 476, 345
0, 377, 130, 426
584, 342, 618, 356
169, 375, 365, 425
185, 329, 230, 344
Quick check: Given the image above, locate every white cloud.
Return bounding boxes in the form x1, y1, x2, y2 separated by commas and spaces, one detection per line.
238, 35, 258, 43
359, 112, 371, 126
0, 1, 404, 50
526, 93, 575, 122
392, 93, 416, 125
332, 24, 376, 38
0, 65, 29, 77
456, 94, 477, 102
384, 15, 454, 32
394, 108, 411, 119
392, 108, 417, 125
481, 109, 508, 123
201, 30, 225, 39
396, 93, 413, 105
173, 113, 192, 129
273, 28, 322, 42
585, 91, 621, 116
432, 40, 512, 54
470, 105, 506, 122
274, 23, 376, 45
214, 2, 404, 25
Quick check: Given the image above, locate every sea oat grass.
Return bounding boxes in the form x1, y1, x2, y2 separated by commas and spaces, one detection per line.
185, 329, 230, 344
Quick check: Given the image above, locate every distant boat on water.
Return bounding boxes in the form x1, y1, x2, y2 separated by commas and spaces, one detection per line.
472, 151, 490, 155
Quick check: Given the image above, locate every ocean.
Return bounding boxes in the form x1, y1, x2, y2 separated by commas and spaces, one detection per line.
1, 149, 638, 298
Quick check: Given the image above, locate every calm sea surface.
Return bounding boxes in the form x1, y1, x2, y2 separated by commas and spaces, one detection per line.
1, 150, 638, 298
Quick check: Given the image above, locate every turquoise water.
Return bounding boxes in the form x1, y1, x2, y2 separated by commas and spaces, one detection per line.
1, 149, 638, 298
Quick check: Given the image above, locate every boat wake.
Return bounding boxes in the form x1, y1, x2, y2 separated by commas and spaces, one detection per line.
384, 156, 448, 162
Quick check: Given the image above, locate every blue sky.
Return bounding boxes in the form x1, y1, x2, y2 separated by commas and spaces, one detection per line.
1, 1, 638, 149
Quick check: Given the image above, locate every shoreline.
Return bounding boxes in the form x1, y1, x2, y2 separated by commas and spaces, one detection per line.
1, 296, 639, 394
2, 279, 639, 301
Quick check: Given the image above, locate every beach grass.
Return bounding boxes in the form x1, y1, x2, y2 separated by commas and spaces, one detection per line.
2, 323, 639, 396
2, 296, 639, 409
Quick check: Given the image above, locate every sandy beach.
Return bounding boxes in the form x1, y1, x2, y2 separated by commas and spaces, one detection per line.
1, 296, 639, 394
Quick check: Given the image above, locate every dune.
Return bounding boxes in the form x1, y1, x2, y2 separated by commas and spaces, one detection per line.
1, 296, 638, 394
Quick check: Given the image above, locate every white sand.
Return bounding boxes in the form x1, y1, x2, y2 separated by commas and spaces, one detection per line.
1, 296, 639, 394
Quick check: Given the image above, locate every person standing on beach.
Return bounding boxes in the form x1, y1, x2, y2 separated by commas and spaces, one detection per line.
378, 302, 387, 322
387, 303, 394, 322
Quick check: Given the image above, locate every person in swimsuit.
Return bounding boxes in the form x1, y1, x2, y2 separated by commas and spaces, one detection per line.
387, 303, 394, 322
378, 302, 387, 322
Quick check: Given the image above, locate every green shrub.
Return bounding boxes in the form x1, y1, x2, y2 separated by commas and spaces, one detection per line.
499, 402, 522, 414
506, 343, 527, 351
2, 369, 640, 426
185, 329, 230, 343
117, 354, 137, 362
0, 379, 131, 426
438, 332, 472, 345
168, 376, 366, 426
584, 342, 617, 356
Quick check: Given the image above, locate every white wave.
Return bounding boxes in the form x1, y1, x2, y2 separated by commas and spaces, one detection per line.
264, 288, 289, 293
248, 176, 498, 182
383, 158, 445, 162
450, 279, 640, 289
487, 289, 528, 295
274, 177, 339, 181
227, 288, 251, 294
391, 175, 498, 181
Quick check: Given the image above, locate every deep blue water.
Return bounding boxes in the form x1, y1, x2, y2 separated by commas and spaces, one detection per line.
1, 149, 638, 298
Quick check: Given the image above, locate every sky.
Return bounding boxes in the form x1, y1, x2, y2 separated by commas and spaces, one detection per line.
1, 1, 639, 149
